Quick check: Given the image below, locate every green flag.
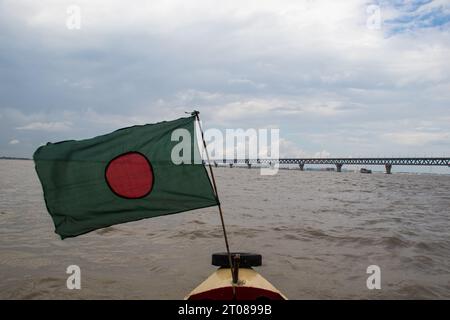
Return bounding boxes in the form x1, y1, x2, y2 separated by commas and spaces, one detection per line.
34, 115, 218, 239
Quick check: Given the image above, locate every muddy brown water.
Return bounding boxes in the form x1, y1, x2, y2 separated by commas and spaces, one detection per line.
0, 160, 449, 299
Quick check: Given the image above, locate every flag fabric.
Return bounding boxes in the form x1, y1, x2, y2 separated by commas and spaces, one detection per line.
34, 115, 218, 239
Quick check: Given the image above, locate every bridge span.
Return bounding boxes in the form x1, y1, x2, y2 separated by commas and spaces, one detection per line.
217, 157, 450, 174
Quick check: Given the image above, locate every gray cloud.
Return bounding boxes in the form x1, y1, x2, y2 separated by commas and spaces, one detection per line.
0, 0, 449, 166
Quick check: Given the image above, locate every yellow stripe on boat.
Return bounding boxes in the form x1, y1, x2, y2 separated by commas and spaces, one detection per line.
185, 268, 287, 300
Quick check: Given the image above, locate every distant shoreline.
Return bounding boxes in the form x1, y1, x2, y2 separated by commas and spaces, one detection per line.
0, 156, 31, 161
1, 157, 448, 175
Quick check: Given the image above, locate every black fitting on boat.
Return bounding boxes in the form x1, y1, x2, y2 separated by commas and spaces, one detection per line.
212, 252, 262, 268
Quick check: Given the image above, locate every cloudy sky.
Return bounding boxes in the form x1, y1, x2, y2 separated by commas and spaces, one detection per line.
1, 0, 449, 164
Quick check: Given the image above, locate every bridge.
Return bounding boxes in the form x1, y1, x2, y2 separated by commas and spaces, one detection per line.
217, 157, 450, 174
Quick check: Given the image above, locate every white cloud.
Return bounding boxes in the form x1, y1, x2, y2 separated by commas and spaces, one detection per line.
383, 131, 450, 146
227, 78, 266, 89
9, 139, 20, 145
313, 150, 331, 158
62, 78, 94, 89
215, 99, 278, 122
279, 138, 308, 158
16, 121, 72, 132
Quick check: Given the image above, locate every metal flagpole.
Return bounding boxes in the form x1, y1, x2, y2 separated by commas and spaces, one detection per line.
191, 111, 237, 292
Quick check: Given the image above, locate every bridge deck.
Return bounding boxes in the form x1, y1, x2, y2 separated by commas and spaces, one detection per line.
219, 158, 450, 166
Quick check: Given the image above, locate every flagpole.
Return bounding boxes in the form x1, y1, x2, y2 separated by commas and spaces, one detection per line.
191, 111, 237, 290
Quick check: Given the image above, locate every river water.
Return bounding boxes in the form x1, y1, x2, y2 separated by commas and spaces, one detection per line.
0, 159, 449, 299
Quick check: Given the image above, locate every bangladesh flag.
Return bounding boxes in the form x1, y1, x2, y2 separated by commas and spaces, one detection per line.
34, 115, 218, 239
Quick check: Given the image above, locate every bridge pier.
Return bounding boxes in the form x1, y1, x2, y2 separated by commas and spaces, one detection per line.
336, 163, 343, 172
385, 164, 392, 174
299, 163, 304, 171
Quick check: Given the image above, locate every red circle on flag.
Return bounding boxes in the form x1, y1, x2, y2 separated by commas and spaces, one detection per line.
105, 152, 154, 199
